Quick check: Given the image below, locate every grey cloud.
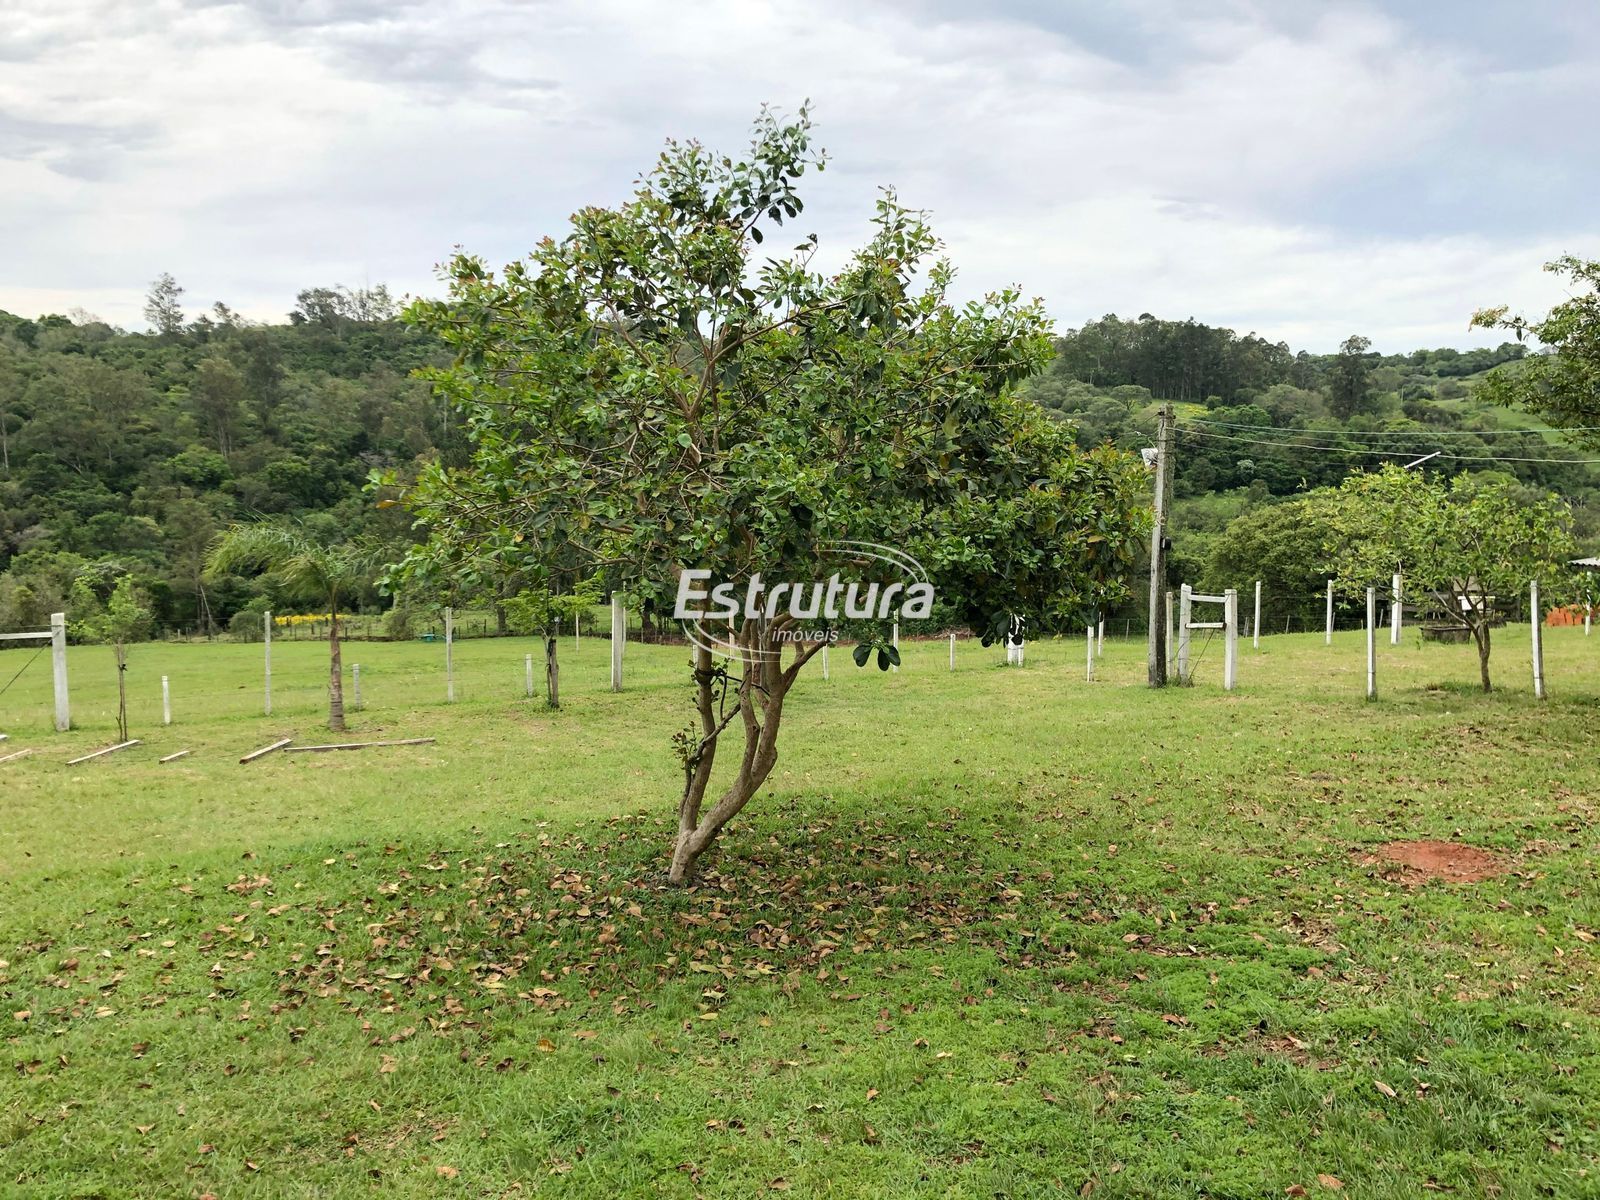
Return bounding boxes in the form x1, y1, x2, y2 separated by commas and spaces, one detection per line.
0, 0, 1595, 353
0, 109, 157, 179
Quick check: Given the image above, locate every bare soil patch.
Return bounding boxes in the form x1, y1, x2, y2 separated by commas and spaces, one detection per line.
1361, 839, 1506, 883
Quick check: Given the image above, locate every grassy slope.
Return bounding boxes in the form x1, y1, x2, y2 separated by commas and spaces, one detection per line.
2, 628, 1598, 1198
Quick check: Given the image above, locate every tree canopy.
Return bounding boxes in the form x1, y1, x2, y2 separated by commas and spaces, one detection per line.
1473, 255, 1600, 446
1323, 464, 1574, 692
394, 109, 1150, 879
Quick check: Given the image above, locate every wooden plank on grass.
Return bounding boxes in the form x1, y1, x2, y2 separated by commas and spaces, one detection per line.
66, 739, 141, 766
240, 737, 293, 764
282, 738, 436, 754
159, 750, 191, 763
0, 747, 35, 764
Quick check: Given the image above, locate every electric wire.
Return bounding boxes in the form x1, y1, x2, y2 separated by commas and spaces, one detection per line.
0, 643, 46, 700
1176, 425, 1600, 465
1182, 416, 1600, 438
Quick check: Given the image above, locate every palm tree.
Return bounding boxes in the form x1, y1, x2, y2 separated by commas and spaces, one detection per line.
207, 521, 382, 732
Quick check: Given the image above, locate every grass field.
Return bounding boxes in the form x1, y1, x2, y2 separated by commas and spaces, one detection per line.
2, 626, 1598, 1197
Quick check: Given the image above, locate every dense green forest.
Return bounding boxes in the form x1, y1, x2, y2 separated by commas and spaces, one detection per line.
1024, 314, 1600, 619
0, 285, 452, 636
1, 291, 1592, 638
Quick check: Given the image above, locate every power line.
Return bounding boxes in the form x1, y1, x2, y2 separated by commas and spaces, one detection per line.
1182, 416, 1600, 439
1176, 425, 1600, 465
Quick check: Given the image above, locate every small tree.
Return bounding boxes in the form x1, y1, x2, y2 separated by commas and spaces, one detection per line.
207, 521, 381, 730
396, 109, 1149, 882
71, 574, 155, 741
1328, 334, 1375, 420
1325, 465, 1574, 692
1472, 255, 1600, 443
503, 580, 601, 707
144, 273, 185, 338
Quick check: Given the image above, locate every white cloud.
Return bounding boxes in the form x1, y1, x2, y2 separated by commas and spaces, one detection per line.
0, 0, 1593, 350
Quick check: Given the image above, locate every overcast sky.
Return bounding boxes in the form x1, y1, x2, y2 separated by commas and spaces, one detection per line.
3, 0, 1595, 351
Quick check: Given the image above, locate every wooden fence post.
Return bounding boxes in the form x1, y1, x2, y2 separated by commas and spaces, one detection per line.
1366, 586, 1377, 701
1531, 579, 1546, 700
546, 637, 560, 707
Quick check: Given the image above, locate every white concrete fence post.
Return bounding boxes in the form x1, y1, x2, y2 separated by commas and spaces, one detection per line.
1391, 571, 1402, 646
1531, 579, 1546, 700
161, 675, 171, 726
263, 610, 272, 717
353, 663, 363, 711
50, 611, 70, 732
822, 643, 829, 680
891, 619, 899, 673
1096, 617, 1104, 657
1365, 586, 1377, 701
610, 593, 624, 693
1224, 589, 1239, 690
1325, 580, 1333, 645
1086, 624, 1094, 682
445, 606, 456, 702
1253, 580, 1262, 650
1177, 584, 1192, 683
949, 631, 955, 672
525, 653, 534, 699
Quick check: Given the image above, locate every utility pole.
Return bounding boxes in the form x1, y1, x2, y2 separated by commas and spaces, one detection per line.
1146, 403, 1174, 686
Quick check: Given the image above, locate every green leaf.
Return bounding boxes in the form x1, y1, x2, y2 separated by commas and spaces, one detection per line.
852, 643, 872, 668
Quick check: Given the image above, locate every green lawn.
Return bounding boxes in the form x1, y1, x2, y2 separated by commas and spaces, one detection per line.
2, 626, 1598, 1197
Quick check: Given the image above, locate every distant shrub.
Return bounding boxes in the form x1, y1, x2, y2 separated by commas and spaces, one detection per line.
384, 603, 415, 642
229, 609, 265, 642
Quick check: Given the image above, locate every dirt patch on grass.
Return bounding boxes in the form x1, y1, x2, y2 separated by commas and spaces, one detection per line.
1362, 839, 1506, 884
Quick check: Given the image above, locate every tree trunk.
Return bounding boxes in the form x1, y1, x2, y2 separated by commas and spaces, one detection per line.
496, 603, 508, 637
1472, 620, 1492, 693
667, 623, 822, 884
328, 603, 347, 731
545, 636, 559, 708
114, 641, 128, 743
